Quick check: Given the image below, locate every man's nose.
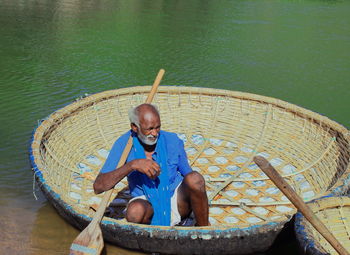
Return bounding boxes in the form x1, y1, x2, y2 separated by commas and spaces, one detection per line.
150, 129, 158, 137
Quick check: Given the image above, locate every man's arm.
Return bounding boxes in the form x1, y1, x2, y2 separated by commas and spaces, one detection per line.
93, 159, 161, 194
93, 161, 133, 194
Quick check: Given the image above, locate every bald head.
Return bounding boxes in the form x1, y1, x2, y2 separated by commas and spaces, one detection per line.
129, 104, 161, 146
128, 104, 160, 127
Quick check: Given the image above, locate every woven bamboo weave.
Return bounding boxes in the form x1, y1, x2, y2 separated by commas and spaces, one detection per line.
31, 86, 350, 229
295, 196, 350, 254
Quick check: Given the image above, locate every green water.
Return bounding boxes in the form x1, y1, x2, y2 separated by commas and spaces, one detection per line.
0, 0, 349, 254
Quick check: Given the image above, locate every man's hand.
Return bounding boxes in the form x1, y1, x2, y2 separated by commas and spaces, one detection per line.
131, 159, 160, 180
93, 158, 161, 194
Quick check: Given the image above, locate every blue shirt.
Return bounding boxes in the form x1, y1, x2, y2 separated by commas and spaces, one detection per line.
100, 130, 192, 197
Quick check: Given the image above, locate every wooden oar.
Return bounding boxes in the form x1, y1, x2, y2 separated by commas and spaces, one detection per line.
253, 156, 349, 255
70, 69, 165, 255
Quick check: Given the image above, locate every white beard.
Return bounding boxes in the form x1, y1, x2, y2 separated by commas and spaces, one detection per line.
137, 132, 158, 145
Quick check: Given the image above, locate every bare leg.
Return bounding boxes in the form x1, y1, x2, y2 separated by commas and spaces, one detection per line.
177, 171, 209, 226
126, 199, 154, 224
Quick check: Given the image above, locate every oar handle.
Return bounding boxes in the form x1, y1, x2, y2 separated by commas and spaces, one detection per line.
253, 156, 349, 255
91, 69, 165, 225
146, 68, 165, 104
91, 138, 133, 225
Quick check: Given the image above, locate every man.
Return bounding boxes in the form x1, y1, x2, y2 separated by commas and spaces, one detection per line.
93, 103, 209, 226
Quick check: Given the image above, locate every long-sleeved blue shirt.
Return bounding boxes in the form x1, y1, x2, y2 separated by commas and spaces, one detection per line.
100, 130, 192, 197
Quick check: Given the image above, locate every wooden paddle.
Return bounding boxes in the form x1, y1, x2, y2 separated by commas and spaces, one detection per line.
70, 69, 165, 255
253, 156, 349, 255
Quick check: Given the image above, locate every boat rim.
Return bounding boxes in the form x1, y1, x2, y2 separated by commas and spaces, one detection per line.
29, 85, 350, 232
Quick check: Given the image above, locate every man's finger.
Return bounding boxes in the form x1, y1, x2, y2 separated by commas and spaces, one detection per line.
151, 167, 160, 176
149, 169, 157, 179
152, 162, 160, 170
154, 168, 160, 176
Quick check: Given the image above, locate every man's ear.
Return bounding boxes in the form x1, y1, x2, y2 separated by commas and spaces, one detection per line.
131, 123, 138, 133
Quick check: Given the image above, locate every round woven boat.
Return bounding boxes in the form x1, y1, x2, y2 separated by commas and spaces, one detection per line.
295, 196, 350, 255
29, 86, 350, 254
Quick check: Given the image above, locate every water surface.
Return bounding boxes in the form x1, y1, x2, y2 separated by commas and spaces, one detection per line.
0, 0, 349, 254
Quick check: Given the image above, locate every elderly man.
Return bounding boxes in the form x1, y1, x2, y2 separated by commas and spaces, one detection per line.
93, 103, 209, 226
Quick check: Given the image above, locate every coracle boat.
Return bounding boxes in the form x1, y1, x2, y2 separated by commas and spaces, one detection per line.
295, 196, 350, 255
29, 86, 350, 254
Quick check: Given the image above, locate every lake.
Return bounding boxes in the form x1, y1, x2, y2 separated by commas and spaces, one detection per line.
0, 0, 349, 254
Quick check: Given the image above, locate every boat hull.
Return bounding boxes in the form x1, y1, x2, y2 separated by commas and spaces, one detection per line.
294, 196, 350, 255
29, 86, 350, 254
35, 174, 286, 254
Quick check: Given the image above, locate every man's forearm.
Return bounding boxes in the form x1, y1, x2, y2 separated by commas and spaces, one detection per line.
93, 161, 133, 194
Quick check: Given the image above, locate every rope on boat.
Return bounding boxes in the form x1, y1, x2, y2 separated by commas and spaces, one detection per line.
303, 243, 311, 254
94, 103, 109, 147
115, 94, 122, 117
239, 202, 269, 221
43, 142, 77, 174
166, 89, 172, 111
205, 181, 238, 205
32, 170, 38, 200
339, 202, 350, 236
208, 104, 273, 201
292, 137, 336, 175
210, 200, 295, 206
189, 95, 220, 166
188, 90, 197, 108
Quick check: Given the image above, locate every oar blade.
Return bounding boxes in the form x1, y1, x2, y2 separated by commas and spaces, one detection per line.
70, 225, 104, 255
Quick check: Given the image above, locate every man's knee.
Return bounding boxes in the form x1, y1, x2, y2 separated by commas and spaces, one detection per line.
126, 200, 153, 224
184, 171, 206, 193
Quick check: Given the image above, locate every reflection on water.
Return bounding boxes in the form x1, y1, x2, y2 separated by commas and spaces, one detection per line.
0, 0, 349, 254
0, 199, 34, 254
29, 202, 78, 255
28, 202, 143, 255
0, 193, 143, 255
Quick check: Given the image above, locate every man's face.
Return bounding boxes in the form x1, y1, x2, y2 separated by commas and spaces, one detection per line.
135, 111, 161, 146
